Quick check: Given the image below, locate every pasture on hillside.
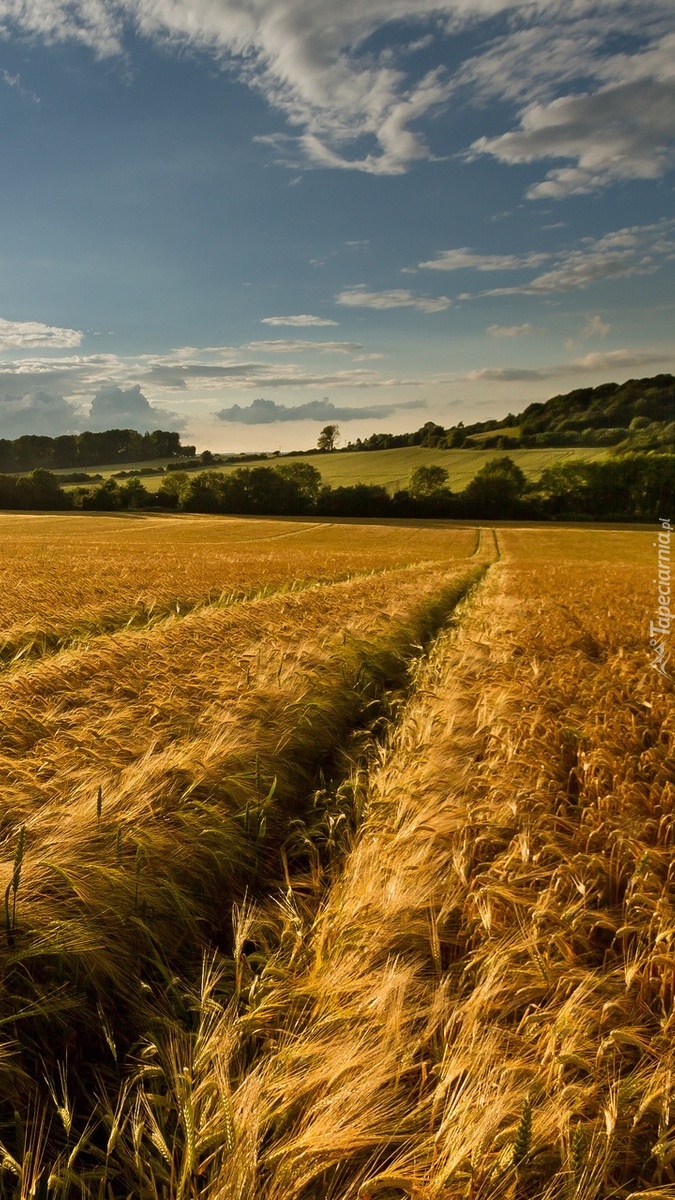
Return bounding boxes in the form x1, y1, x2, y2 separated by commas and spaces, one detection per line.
0, 512, 670, 1200
270, 445, 605, 494
56, 445, 605, 494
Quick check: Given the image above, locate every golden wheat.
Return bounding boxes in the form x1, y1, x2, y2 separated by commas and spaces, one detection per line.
0, 554, 483, 1123
0, 563, 474, 820
103, 527, 667, 1200
0, 513, 477, 663
0, 518, 663, 1200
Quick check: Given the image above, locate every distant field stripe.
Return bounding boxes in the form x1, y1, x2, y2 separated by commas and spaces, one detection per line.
77, 445, 607, 494
469, 526, 500, 560
231, 520, 330, 542
498, 524, 654, 564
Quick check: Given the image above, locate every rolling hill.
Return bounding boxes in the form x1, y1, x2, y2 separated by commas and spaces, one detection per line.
58, 445, 606, 494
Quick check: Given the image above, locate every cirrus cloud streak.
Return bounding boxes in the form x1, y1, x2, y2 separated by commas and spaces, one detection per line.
260, 314, 339, 327
2, 0, 671, 187
336, 287, 451, 313
465, 347, 673, 382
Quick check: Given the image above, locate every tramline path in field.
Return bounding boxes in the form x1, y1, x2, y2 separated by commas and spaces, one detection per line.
0, 518, 490, 1123
0, 518, 664, 1200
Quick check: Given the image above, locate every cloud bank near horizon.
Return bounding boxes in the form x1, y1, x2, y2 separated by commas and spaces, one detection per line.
0, 381, 184, 438
213, 397, 427, 424
86, 384, 185, 431
464, 348, 672, 383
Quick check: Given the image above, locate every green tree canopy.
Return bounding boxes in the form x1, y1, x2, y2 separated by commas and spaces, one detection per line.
408, 464, 449, 497
462, 456, 527, 517
276, 461, 322, 505
317, 424, 339, 452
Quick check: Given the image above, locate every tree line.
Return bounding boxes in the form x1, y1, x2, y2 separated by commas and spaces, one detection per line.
1, 453, 672, 521
336, 374, 675, 453
0, 429, 195, 472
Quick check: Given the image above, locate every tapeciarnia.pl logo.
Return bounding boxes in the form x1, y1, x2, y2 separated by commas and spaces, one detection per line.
650, 516, 672, 678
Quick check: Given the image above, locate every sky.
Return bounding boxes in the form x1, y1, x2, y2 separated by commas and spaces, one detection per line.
0, 0, 673, 452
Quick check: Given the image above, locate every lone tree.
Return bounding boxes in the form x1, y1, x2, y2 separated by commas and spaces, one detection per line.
408, 464, 449, 497
317, 424, 339, 452
462, 455, 527, 516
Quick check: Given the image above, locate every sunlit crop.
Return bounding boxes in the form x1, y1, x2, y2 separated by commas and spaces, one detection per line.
0, 514, 663, 1200
0, 513, 476, 663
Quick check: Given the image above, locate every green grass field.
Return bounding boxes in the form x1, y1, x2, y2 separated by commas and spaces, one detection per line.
277, 445, 604, 491
60, 444, 605, 493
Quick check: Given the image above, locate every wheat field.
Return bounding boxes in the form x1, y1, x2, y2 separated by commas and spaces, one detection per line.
0, 512, 668, 1200
0, 515, 476, 664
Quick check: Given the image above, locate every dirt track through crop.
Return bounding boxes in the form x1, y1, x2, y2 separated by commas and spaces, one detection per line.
167, 529, 667, 1200
0, 562, 482, 820
0, 552, 486, 1111
0, 519, 661, 1200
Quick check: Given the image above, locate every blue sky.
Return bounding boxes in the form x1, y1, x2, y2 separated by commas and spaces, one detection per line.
0, 0, 673, 451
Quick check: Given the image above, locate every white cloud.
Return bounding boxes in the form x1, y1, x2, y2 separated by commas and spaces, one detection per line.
214, 396, 425, 423
138, 343, 422, 389
0, 353, 126, 398
0, 379, 184, 437
0, 0, 124, 55
562, 312, 610, 350
466, 28, 675, 197
260, 314, 339, 327
564, 313, 611, 350
525, 225, 672, 292
465, 367, 555, 382
0, 0, 457, 174
143, 357, 418, 389
0, 317, 83, 349
569, 348, 669, 371
1, 69, 40, 103
488, 323, 542, 337
87, 383, 184, 431
453, 14, 674, 109
406, 34, 434, 53
0, 389, 82, 436
579, 314, 611, 339
5, 0, 671, 182
455, 22, 602, 108
418, 248, 550, 271
246, 339, 362, 353
462, 220, 675, 298
336, 287, 451, 313
276, 67, 451, 176
465, 347, 672, 382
